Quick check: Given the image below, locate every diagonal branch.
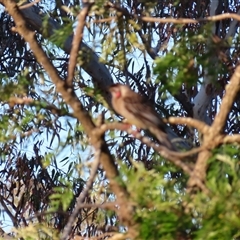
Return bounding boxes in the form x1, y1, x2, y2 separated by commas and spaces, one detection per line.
66, 1, 93, 87
94, 122, 210, 193
18, 1, 113, 91
61, 147, 100, 240
18, 0, 40, 9
211, 65, 240, 135
1, 0, 134, 231
187, 65, 240, 190
96, 122, 208, 168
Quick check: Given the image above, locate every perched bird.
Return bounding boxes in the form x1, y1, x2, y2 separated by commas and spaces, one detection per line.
108, 83, 174, 150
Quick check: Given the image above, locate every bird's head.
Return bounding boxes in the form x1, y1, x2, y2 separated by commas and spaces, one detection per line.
108, 84, 130, 99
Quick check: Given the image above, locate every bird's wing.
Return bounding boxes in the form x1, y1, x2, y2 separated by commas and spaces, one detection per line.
123, 94, 166, 131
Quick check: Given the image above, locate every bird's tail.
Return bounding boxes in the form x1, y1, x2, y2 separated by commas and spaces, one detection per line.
149, 127, 175, 151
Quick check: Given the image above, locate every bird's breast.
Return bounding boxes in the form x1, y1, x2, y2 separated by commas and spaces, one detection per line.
112, 99, 146, 129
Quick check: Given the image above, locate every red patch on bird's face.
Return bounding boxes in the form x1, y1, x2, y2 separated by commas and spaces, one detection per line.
115, 90, 121, 98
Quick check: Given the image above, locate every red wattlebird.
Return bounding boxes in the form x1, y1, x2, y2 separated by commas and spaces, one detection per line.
108, 83, 174, 150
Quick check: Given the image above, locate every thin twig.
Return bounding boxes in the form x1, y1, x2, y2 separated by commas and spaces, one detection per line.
0, 196, 18, 227
97, 122, 214, 158
26, 202, 116, 222
141, 13, 240, 24
8, 96, 74, 117
166, 117, 210, 134
66, 0, 94, 87
128, 130, 193, 175
18, 0, 41, 10
102, 2, 240, 24
95, 122, 210, 192
61, 148, 101, 240
99, 123, 190, 161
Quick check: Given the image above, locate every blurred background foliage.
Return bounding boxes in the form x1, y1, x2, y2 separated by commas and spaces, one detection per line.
0, 0, 240, 239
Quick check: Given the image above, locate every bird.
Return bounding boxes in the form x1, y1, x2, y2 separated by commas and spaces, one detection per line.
108, 83, 174, 150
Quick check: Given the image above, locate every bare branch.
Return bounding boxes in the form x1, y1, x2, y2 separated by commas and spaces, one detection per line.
105, 1, 240, 24
188, 65, 240, 190
8, 96, 73, 117
66, 1, 93, 87
211, 66, 240, 135
18, 0, 41, 10
0, 195, 18, 227
141, 13, 240, 24
97, 122, 209, 193
61, 148, 100, 240
1, 0, 134, 230
96, 122, 214, 164
167, 117, 210, 134
223, 135, 240, 144
19, 2, 113, 91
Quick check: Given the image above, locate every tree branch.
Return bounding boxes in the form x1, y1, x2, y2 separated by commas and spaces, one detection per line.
1, 0, 134, 233
106, 1, 240, 24
61, 147, 100, 240
187, 65, 240, 190
66, 1, 93, 87
211, 66, 240, 135
167, 117, 210, 134
94, 122, 210, 193
18, 1, 113, 92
